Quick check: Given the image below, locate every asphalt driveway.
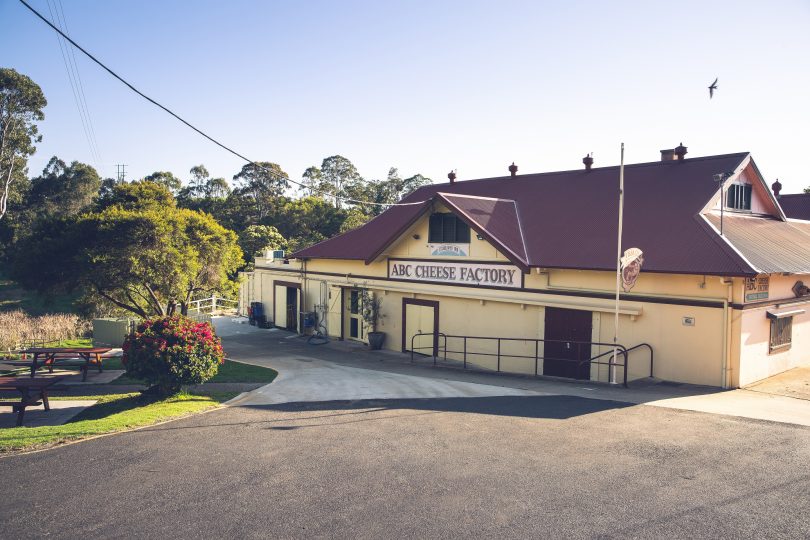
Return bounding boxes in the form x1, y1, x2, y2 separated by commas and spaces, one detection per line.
2, 320, 809, 538
1, 395, 809, 538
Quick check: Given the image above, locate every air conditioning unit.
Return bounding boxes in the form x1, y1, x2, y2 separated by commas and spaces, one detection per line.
264, 249, 286, 261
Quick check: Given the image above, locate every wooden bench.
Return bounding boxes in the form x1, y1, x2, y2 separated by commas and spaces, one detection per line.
0, 376, 67, 426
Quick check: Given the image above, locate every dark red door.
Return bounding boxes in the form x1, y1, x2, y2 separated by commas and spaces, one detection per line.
544, 307, 592, 380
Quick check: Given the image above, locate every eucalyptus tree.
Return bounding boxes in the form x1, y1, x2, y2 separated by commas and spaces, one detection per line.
0, 68, 47, 221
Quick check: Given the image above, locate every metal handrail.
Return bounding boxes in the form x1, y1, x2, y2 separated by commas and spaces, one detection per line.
410, 332, 653, 387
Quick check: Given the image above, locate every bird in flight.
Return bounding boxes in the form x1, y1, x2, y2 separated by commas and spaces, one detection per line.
708, 78, 718, 99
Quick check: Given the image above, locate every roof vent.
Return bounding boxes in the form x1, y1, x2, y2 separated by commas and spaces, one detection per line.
448, 170, 456, 184
583, 153, 593, 171
675, 142, 687, 161
660, 148, 676, 161
508, 162, 518, 177
772, 178, 782, 197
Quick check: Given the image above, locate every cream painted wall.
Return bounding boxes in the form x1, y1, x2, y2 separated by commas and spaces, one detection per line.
736, 273, 810, 386
385, 203, 507, 261
243, 211, 807, 388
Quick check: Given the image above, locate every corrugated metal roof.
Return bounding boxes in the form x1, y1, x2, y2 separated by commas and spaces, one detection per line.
779, 194, 810, 221
293, 152, 769, 276
705, 214, 810, 274
437, 193, 529, 267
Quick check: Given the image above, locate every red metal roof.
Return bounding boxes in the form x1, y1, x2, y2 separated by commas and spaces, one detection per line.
437, 193, 529, 269
293, 152, 773, 276
779, 194, 810, 221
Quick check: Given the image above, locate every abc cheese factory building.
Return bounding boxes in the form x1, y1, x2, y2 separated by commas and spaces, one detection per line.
240, 147, 810, 388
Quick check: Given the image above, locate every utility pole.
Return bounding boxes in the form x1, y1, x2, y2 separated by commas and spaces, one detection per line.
116, 164, 127, 182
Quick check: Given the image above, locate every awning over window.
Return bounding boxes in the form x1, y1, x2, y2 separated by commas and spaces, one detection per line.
766, 308, 805, 320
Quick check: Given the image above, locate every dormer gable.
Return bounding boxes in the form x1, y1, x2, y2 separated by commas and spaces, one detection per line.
704, 155, 785, 220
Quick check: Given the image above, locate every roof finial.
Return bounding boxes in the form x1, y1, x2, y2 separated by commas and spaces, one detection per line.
771, 178, 782, 197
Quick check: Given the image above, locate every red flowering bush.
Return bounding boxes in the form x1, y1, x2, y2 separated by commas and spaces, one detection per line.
122, 316, 224, 396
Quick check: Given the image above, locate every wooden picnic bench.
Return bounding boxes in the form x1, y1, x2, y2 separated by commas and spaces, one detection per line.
0, 376, 66, 426
11, 347, 112, 382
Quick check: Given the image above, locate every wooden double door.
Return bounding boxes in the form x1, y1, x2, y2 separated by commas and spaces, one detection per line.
543, 307, 592, 380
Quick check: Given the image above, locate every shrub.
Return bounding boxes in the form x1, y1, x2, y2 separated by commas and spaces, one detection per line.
0, 310, 90, 353
122, 316, 224, 396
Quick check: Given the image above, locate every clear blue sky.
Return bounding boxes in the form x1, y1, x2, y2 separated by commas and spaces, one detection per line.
2, 0, 809, 193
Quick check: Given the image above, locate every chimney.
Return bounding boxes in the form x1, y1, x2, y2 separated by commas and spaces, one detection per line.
771, 178, 782, 198
583, 153, 593, 171
508, 162, 518, 177
660, 148, 676, 161
674, 142, 687, 161
448, 170, 456, 184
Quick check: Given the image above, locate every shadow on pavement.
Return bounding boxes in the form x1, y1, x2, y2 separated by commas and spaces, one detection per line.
138, 395, 635, 434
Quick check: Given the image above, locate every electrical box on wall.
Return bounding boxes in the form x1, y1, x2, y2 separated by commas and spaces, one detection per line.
682, 316, 695, 327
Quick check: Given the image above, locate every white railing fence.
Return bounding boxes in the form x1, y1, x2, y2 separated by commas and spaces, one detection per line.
187, 295, 239, 315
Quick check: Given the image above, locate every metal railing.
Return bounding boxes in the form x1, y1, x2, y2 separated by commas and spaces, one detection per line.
187, 296, 238, 315
409, 332, 653, 388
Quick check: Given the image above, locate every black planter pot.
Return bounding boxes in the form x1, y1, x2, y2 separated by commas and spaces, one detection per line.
367, 331, 386, 350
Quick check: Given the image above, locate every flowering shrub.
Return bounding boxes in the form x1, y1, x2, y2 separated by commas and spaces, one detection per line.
122, 316, 224, 396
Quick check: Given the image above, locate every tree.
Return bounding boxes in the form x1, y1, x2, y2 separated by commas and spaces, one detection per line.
0, 68, 47, 221
320, 155, 362, 208
14, 203, 243, 318
340, 208, 370, 232
27, 156, 101, 219
188, 164, 210, 196
237, 224, 287, 262
96, 179, 175, 212
301, 166, 323, 197
274, 196, 346, 251
143, 171, 182, 194
232, 162, 289, 220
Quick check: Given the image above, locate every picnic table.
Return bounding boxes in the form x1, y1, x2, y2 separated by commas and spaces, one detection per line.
11, 347, 112, 382
0, 376, 66, 426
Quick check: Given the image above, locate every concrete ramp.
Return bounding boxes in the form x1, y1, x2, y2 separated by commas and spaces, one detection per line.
229, 356, 545, 406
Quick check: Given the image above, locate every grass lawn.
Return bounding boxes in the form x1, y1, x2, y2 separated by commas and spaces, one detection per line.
0, 391, 237, 453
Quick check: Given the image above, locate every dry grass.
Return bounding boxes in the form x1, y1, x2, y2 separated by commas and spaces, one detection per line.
0, 310, 91, 353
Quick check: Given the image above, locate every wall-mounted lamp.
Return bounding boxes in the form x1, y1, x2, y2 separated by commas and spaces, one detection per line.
412, 234, 421, 240
476, 234, 484, 241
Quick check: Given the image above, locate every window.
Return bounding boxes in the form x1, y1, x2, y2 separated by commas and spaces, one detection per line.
769, 316, 792, 352
726, 183, 752, 211
428, 213, 471, 243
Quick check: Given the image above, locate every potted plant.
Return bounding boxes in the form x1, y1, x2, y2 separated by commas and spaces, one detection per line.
360, 290, 386, 350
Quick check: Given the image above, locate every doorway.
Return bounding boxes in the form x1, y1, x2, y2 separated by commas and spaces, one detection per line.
273, 281, 300, 332
402, 299, 439, 356
543, 307, 592, 380
346, 289, 364, 341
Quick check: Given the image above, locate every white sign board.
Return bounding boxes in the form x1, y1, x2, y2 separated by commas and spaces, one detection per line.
428, 243, 469, 256
388, 260, 522, 288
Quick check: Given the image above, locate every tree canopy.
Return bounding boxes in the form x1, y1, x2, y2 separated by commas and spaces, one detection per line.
13, 194, 242, 317
0, 67, 47, 222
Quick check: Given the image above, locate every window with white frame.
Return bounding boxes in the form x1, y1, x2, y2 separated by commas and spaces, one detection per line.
726, 183, 753, 211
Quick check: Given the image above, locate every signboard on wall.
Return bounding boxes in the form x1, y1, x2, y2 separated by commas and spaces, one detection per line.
428, 244, 469, 256
745, 276, 769, 302
388, 259, 522, 288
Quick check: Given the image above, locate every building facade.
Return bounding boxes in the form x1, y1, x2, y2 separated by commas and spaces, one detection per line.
240, 149, 810, 388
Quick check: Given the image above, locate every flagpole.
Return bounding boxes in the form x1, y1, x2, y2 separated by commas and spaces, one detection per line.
611, 143, 625, 384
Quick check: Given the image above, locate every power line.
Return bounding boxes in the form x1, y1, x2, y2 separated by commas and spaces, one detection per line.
45, 0, 100, 166
18, 0, 426, 208
55, 0, 103, 166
